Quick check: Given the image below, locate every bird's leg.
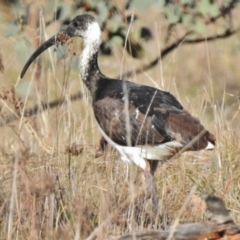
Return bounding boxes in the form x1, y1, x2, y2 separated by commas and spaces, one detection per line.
143, 160, 159, 213
148, 160, 159, 176
99, 137, 108, 151
95, 137, 108, 158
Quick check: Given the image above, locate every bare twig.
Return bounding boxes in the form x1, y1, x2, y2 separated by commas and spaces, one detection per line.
120, 28, 240, 79
0, 92, 83, 127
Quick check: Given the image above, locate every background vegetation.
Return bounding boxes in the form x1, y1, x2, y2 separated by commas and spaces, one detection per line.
0, 0, 239, 239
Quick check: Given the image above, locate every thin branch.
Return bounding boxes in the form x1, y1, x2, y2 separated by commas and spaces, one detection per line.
120, 31, 193, 79
0, 92, 83, 127
184, 28, 240, 44
219, 0, 239, 17
120, 28, 240, 79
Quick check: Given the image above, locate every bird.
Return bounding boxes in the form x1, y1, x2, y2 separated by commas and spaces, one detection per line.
202, 195, 233, 225
20, 14, 215, 205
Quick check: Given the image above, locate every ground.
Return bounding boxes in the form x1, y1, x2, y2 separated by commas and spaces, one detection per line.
0, 1, 239, 239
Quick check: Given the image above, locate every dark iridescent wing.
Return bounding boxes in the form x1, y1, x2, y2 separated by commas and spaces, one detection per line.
94, 78, 215, 149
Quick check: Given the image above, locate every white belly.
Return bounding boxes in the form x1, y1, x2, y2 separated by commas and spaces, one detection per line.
96, 122, 183, 170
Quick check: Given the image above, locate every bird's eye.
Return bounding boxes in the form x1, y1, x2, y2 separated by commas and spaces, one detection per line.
73, 21, 79, 28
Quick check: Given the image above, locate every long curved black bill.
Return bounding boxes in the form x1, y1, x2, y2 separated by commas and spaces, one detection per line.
20, 31, 72, 78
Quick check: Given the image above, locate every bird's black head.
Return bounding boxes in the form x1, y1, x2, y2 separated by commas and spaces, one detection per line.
69, 14, 96, 37
20, 14, 100, 78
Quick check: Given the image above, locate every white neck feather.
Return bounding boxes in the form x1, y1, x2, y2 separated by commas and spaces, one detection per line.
79, 22, 102, 82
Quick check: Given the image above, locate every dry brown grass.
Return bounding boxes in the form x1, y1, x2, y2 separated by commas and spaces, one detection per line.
0, 1, 239, 239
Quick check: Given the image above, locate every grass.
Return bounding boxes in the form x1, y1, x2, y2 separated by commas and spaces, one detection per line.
0, 2, 240, 239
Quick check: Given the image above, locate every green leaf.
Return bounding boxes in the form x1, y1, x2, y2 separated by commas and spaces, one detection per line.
110, 36, 124, 45
14, 39, 35, 64
96, 1, 108, 25
198, 0, 220, 17
182, 13, 192, 26
164, 6, 181, 24
107, 15, 122, 33
69, 55, 79, 70
5, 22, 19, 37
55, 45, 68, 59
129, 0, 164, 11
56, 2, 72, 21
208, 4, 220, 16
10, 4, 26, 15
180, 0, 195, 5
16, 80, 34, 97
84, 0, 97, 8
44, 1, 71, 20
192, 18, 206, 33
44, 1, 56, 15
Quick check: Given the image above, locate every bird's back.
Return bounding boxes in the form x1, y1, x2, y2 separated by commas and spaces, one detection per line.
93, 77, 215, 151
